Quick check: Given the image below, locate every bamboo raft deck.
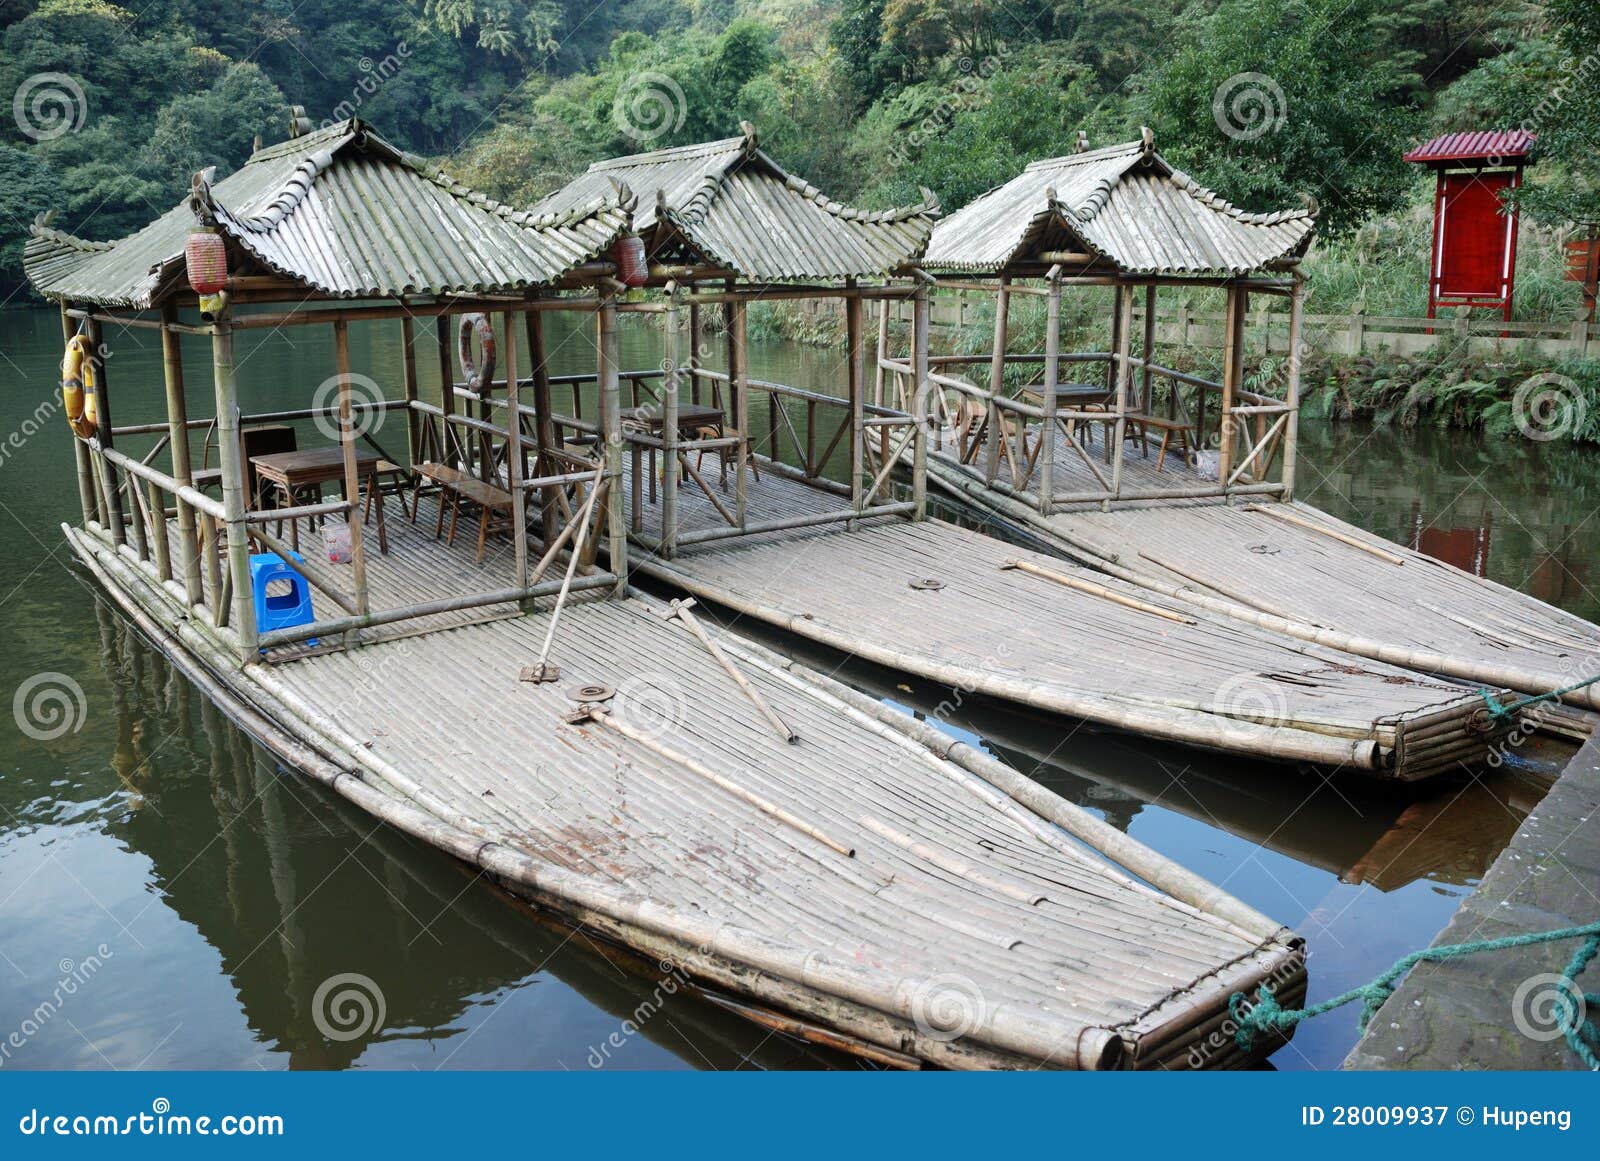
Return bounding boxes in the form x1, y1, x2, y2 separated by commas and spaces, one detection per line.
633, 465, 1509, 779
922, 446, 1600, 713
68, 519, 1311, 1071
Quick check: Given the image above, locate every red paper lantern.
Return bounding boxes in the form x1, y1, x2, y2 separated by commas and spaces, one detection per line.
185, 228, 229, 294
612, 235, 647, 288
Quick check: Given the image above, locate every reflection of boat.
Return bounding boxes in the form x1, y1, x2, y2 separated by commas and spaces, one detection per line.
94, 602, 848, 1070
729, 620, 1559, 895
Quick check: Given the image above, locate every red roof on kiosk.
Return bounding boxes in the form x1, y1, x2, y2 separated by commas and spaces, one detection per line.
1403, 130, 1535, 165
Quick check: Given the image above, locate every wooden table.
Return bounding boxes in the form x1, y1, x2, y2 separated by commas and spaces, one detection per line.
251, 447, 388, 554
620, 402, 729, 516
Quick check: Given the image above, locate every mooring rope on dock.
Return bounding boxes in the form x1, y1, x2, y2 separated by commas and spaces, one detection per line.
1229, 921, 1600, 1068
1477, 672, 1600, 722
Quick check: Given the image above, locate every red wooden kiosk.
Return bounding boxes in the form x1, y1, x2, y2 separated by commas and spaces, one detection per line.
1403, 129, 1534, 323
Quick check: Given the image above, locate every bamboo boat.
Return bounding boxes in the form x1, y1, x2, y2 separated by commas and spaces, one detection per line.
928, 460, 1600, 716
28, 114, 1313, 1069
67, 517, 1306, 1070
886, 130, 1600, 719
629, 461, 1508, 780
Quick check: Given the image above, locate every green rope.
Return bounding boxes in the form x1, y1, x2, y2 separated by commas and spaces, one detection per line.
1230, 921, 1600, 1068
1478, 672, 1600, 722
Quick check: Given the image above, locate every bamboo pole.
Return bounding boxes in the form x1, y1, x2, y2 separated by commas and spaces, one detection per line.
661, 283, 682, 557
911, 284, 930, 520
1243, 503, 1407, 564
1003, 558, 1196, 624
209, 313, 258, 660
846, 282, 865, 527
59, 303, 99, 526
1217, 285, 1245, 490
727, 290, 749, 530
1108, 285, 1134, 497
400, 315, 420, 469
1282, 277, 1304, 501
435, 314, 458, 466
1038, 273, 1061, 515
502, 312, 528, 592
667, 598, 796, 743
525, 301, 560, 545
159, 306, 205, 610
985, 276, 1010, 484
579, 706, 851, 857
598, 294, 626, 591
85, 316, 129, 550
331, 321, 370, 624
1141, 283, 1157, 411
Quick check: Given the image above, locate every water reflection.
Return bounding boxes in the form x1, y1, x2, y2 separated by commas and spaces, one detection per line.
72, 601, 847, 1070
1297, 422, 1600, 619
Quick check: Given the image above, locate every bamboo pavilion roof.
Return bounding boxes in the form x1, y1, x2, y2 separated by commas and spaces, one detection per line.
24, 119, 632, 308
532, 124, 939, 281
924, 131, 1317, 277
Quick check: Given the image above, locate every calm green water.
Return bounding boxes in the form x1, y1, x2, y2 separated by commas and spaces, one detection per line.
0, 305, 1592, 1070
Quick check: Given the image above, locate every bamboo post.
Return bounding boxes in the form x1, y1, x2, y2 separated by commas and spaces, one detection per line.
1282, 277, 1305, 502
846, 282, 865, 527
1038, 272, 1061, 515
727, 290, 749, 530
161, 304, 204, 610
1218, 285, 1246, 491
661, 283, 682, 558
911, 283, 930, 520
85, 317, 130, 550
209, 313, 259, 660
1108, 284, 1134, 498
598, 294, 626, 591
144, 479, 171, 581
986, 275, 1010, 484
435, 315, 458, 467
1141, 283, 1157, 411
687, 300, 701, 406
503, 313, 528, 592
59, 303, 99, 526
873, 299, 889, 410
400, 315, 420, 468
332, 321, 370, 624
525, 302, 559, 544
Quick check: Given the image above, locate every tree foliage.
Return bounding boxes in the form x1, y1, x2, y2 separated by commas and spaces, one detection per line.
0, 0, 1583, 301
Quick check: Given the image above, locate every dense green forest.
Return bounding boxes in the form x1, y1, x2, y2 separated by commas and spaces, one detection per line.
1, 0, 1595, 313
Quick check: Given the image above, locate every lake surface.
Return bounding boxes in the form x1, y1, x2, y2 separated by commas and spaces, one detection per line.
0, 305, 1592, 1070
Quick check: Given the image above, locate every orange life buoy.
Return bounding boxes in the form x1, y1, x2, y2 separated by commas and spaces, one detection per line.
458, 313, 496, 394
62, 334, 98, 440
